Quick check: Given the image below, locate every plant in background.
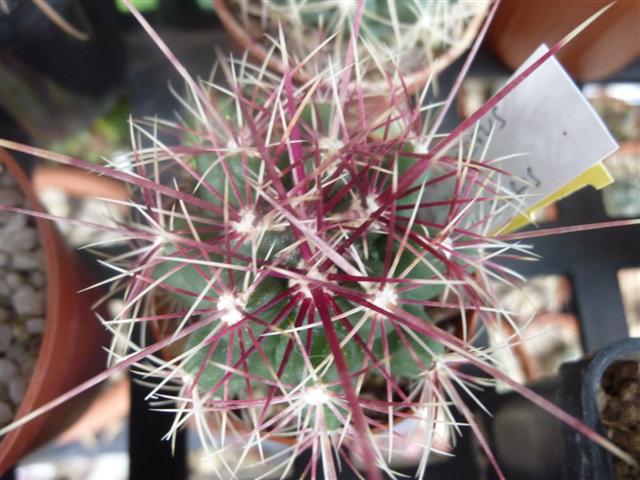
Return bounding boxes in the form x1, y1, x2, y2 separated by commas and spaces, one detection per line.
0, 2, 637, 479
216, 0, 490, 93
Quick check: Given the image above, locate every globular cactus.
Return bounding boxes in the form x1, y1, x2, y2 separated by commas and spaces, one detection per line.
220, 0, 491, 92
95, 17, 544, 479
0, 2, 633, 479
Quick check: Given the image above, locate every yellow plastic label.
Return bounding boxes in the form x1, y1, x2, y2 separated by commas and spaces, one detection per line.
497, 162, 613, 234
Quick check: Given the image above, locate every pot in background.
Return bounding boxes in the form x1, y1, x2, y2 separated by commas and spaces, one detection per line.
463, 338, 640, 480
486, 0, 640, 82
214, 0, 490, 94
0, 149, 108, 474
558, 337, 640, 480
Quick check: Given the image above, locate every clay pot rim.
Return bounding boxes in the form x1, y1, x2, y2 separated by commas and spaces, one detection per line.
0, 149, 66, 463
214, 0, 490, 95
32, 165, 130, 206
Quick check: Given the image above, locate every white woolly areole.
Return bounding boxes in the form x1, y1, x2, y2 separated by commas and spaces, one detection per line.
349, 195, 380, 217
151, 234, 167, 250
226, 138, 239, 151
217, 293, 245, 326
365, 194, 380, 215
302, 385, 330, 406
319, 137, 344, 152
418, 13, 432, 30
225, 137, 259, 157
233, 210, 257, 235
319, 137, 344, 178
346, 195, 384, 230
372, 285, 398, 311
338, 0, 357, 14
413, 141, 429, 155
440, 237, 453, 260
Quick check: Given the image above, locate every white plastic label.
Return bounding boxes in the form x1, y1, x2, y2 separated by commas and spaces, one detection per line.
474, 44, 618, 231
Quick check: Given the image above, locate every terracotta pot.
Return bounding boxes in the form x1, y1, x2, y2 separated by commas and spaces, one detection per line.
486, 0, 640, 82
214, 0, 489, 94
32, 165, 129, 201
32, 164, 130, 209
0, 149, 108, 474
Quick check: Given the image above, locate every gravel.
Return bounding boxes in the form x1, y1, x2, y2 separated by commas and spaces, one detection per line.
0, 166, 46, 428
2, 227, 37, 252
11, 250, 44, 271
0, 358, 17, 382
11, 285, 45, 317
4, 272, 22, 291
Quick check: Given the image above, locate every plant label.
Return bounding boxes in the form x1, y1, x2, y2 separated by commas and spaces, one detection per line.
480, 44, 618, 233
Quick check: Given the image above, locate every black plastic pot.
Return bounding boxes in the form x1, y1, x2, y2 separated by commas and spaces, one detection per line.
472, 378, 564, 479
466, 338, 640, 480
558, 337, 640, 480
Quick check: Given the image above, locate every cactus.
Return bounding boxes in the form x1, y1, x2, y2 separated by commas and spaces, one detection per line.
85, 21, 525, 474
0, 2, 636, 479
89, 9, 626, 476
221, 0, 491, 91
